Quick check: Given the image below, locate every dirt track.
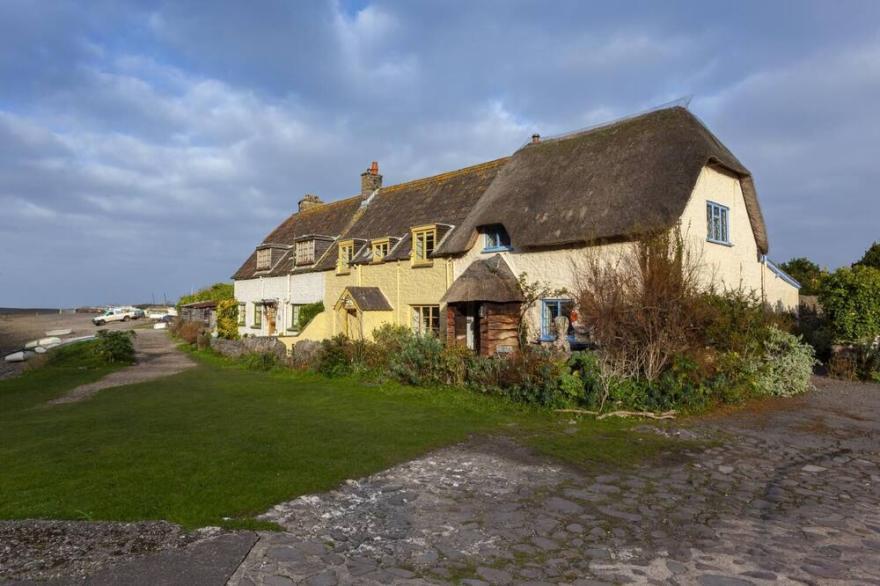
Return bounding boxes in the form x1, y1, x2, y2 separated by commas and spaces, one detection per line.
47, 329, 195, 405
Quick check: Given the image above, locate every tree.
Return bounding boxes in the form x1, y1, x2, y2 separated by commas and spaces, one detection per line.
855, 241, 880, 270
177, 282, 234, 307
819, 265, 880, 342
779, 257, 827, 296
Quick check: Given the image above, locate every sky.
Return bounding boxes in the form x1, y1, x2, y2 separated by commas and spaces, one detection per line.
1, 1, 878, 307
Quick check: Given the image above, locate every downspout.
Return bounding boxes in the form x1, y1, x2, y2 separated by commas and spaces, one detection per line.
396, 260, 401, 325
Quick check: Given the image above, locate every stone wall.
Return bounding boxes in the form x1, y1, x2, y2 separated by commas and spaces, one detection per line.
210, 336, 288, 359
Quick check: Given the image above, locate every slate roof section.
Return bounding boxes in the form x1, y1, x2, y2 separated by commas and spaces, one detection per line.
436, 107, 769, 256
342, 286, 393, 311
313, 158, 509, 271
441, 254, 524, 304
232, 196, 363, 280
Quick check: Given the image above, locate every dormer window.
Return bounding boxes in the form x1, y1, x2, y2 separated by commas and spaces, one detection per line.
337, 240, 354, 274
412, 225, 436, 266
256, 248, 271, 270
295, 240, 315, 265
372, 238, 390, 263
482, 225, 511, 252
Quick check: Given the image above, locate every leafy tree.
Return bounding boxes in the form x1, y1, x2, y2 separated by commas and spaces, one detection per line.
855, 241, 880, 270
779, 257, 827, 295
819, 265, 880, 342
215, 299, 240, 340
177, 282, 234, 307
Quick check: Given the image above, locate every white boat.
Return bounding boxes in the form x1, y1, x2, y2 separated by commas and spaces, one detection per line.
45, 329, 72, 336
55, 335, 95, 347
24, 337, 61, 349
4, 350, 35, 363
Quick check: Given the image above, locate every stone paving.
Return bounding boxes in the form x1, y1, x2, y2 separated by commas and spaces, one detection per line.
231, 378, 880, 585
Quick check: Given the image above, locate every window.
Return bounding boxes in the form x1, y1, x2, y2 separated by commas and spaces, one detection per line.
411, 305, 440, 336
253, 304, 262, 328
288, 304, 302, 332
295, 240, 315, 265
256, 248, 271, 270
706, 201, 730, 245
237, 303, 246, 326
541, 299, 574, 340
337, 240, 354, 274
483, 225, 511, 252
372, 238, 390, 262
412, 227, 436, 265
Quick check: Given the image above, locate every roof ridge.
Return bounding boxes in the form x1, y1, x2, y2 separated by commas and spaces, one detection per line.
296, 193, 362, 215
532, 105, 689, 149
379, 156, 510, 195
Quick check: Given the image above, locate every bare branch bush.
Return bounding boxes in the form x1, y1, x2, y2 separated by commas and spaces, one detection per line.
572, 228, 710, 388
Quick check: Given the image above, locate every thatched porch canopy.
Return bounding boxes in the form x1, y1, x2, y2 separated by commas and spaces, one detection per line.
442, 255, 524, 304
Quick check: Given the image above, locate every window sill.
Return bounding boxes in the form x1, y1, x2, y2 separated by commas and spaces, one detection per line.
706, 238, 733, 247
336, 269, 351, 276
482, 246, 512, 253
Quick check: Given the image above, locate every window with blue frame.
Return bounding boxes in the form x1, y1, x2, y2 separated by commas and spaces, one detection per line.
540, 299, 574, 340
706, 201, 730, 244
482, 225, 511, 252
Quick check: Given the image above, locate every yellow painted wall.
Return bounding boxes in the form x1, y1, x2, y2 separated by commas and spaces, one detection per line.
278, 310, 332, 351
283, 255, 454, 343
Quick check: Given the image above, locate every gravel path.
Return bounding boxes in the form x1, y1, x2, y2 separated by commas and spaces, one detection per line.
232, 378, 880, 585
47, 330, 194, 405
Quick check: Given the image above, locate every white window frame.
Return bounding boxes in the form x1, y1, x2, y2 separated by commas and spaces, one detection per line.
411, 305, 440, 337
706, 201, 731, 245
288, 303, 302, 332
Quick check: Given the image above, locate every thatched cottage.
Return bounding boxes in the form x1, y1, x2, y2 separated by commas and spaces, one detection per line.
232, 106, 799, 355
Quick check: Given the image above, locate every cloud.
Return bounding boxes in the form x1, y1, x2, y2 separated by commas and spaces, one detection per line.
1, 0, 879, 305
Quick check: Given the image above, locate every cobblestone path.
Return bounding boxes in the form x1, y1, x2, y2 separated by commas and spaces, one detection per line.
231, 378, 880, 585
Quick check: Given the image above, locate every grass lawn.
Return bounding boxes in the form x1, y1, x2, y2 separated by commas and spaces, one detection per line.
0, 342, 699, 530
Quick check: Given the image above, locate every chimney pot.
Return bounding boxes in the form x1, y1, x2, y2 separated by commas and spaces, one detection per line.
360, 161, 383, 198
298, 193, 323, 212
531, 133, 541, 144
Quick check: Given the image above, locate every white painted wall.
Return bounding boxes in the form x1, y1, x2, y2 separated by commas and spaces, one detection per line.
233, 272, 326, 337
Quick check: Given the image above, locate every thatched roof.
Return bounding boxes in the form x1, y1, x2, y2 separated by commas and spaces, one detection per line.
441, 255, 524, 304
339, 286, 393, 311
313, 159, 508, 271
436, 107, 769, 256
233, 196, 363, 280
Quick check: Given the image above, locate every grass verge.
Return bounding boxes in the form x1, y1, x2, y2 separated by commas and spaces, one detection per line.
0, 344, 702, 529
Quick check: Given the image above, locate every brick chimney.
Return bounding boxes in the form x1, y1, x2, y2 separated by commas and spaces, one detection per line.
298, 194, 323, 212
531, 133, 541, 144
360, 161, 382, 198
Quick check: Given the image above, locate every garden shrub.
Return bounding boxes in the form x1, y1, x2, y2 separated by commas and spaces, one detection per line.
819, 265, 880, 342
389, 334, 447, 386
828, 342, 880, 382
216, 299, 240, 340
174, 320, 203, 345
93, 330, 136, 364
753, 326, 816, 397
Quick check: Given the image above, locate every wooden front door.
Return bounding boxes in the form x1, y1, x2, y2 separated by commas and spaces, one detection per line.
266, 304, 277, 336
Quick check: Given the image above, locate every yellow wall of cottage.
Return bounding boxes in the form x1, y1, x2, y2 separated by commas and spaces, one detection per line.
278, 255, 454, 349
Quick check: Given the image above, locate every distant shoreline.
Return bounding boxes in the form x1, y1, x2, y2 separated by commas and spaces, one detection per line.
0, 308, 72, 315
